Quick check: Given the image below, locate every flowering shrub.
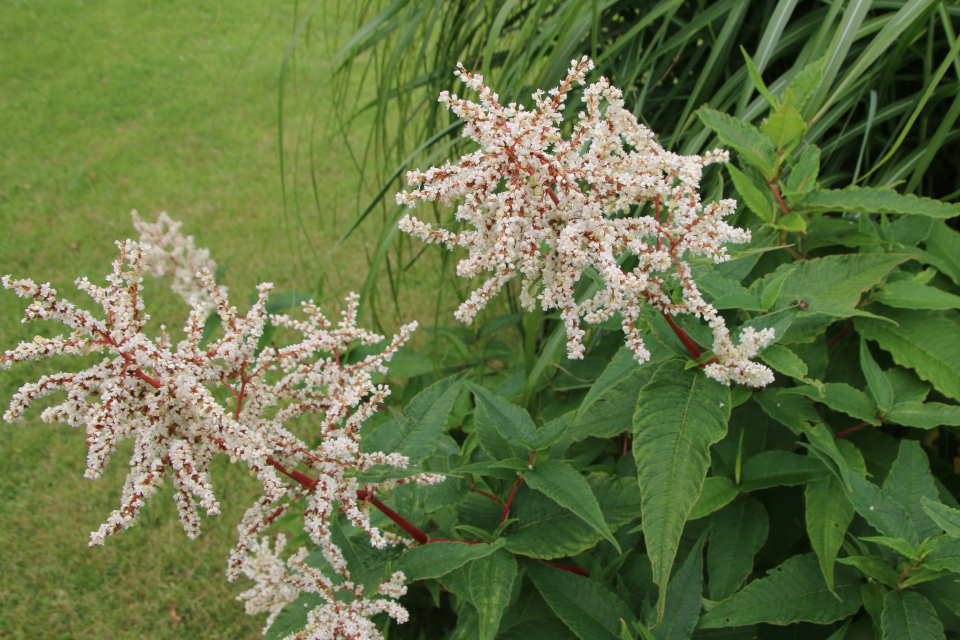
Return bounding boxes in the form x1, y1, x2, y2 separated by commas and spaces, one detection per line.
6, 57, 960, 640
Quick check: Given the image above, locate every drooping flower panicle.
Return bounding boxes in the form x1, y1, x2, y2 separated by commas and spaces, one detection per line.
397, 57, 775, 387
1, 222, 430, 639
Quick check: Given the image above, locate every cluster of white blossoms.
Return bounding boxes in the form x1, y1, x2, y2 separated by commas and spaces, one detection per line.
1, 227, 438, 639
131, 209, 221, 314
397, 57, 775, 387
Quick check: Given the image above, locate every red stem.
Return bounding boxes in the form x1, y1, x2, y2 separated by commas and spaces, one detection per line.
471, 488, 505, 506
501, 476, 523, 523
770, 180, 790, 218
834, 422, 869, 439
544, 561, 589, 576
826, 321, 853, 349
662, 312, 703, 360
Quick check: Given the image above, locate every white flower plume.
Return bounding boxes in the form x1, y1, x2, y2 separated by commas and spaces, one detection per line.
397, 56, 775, 387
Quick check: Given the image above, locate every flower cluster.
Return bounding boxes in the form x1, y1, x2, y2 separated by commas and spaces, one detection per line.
397, 57, 775, 387
131, 209, 221, 313
1, 230, 430, 639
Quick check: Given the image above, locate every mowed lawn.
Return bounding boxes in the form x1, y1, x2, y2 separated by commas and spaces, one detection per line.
0, 2, 398, 638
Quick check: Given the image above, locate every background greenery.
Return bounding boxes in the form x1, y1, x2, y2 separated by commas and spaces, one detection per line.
0, 1, 397, 638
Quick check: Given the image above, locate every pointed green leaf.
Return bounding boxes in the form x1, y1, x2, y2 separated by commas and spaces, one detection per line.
882, 441, 941, 542
797, 186, 960, 218
468, 381, 537, 458
787, 383, 879, 425
506, 475, 642, 559
754, 388, 821, 435
845, 473, 918, 546
861, 338, 894, 414
758, 254, 908, 309
921, 497, 960, 538
364, 372, 467, 463
651, 533, 705, 640
759, 344, 808, 381
925, 223, 960, 285
469, 548, 518, 640
740, 451, 830, 492
740, 45, 775, 107
858, 308, 960, 401
524, 459, 620, 553
697, 554, 862, 628
836, 556, 900, 589
708, 497, 769, 601
395, 539, 507, 582
805, 475, 855, 590
571, 365, 649, 441
577, 346, 642, 421
524, 559, 637, 640
534, 414, 573, 449
880, 590, 944, 640
922, 536, 960, 574
761, 103, 806, 152
689, 476, 739, 521
697, 107, 777, 179
633, 360, 730, 620
761, 271, 794, 312
886, 401, 960, 429
875, 282, 960, 311
727, 163, 775, 223
786, 145, 820, 194
860, 536, 920, 561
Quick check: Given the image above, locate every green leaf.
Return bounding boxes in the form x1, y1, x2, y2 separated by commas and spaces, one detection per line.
697, 554, 862, 628
576, 347, 641, 421
874, 281, 960, 311
727, 164, 775, 223
761, 103, 806, 153
882, 440, 941, 542
845, 473, 918, 546
760, 344, 809, 381
651, 533, 706, 640
469, 548, 518, 640
922, 536, 960, 574
836, 556, 900, 589
739, 451, 830, 492
754, 388, 821, 435
689, 476, 739, 521
524, 459, 620, 553
524, 559, 637, 640
796, 186, 960, 218
632, 360, 730, 621
395, 539, 507, 582
886, 401, 960, 429
506, 475, 642, 559
805, 475, 855, 590
786, 145, 820, 194
740, 45, 775, 107
861, 338, 895, 414
570, 367, 647, 441
761, 270, 794, 312
708, 497, 769, 601
534, 414, 573, 449
858, 308, 960, 401
921, 497, 960, 538
697, 107, 777, 179
880, 590, 944, 640
263, 593, 322, 640
787, 383, 879, 425
468, 381, 538, 458
772, 212, 807, 233
925, 222, 960, 285
860, 536, 920, 561
364, 372, 467, 464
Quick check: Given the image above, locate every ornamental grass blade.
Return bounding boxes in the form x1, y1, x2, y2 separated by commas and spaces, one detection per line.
633, 359, 730, 622
524, 458, 620, 553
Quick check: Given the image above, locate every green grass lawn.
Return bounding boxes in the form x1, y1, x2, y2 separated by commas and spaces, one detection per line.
0, 2, 407, 637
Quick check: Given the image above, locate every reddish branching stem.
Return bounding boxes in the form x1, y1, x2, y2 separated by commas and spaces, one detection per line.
544, 561, 589, 576
834, 422, 869, 439
827, 321, 854, 349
